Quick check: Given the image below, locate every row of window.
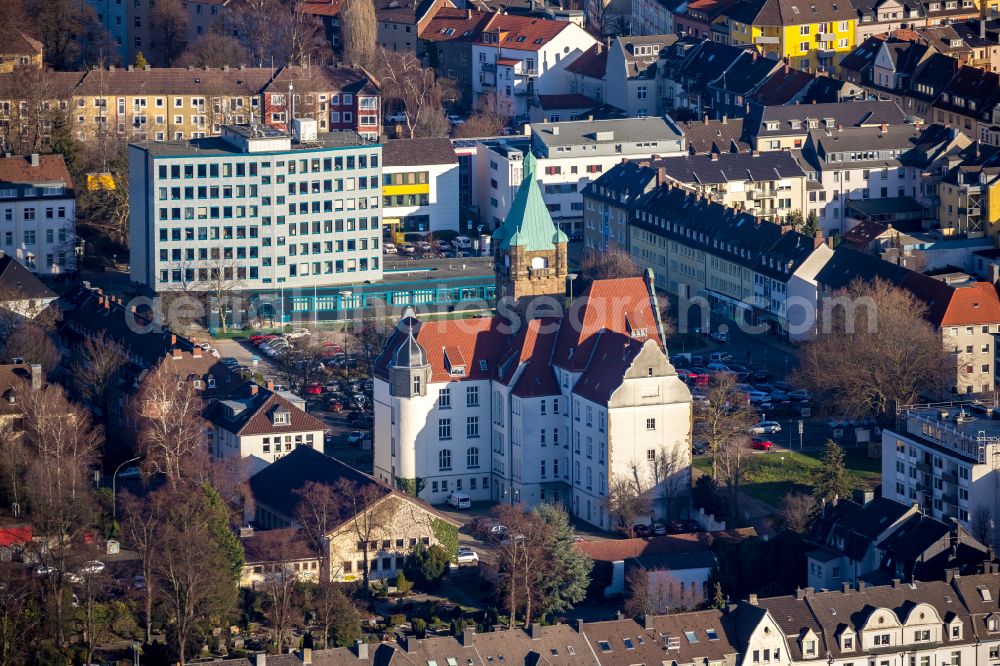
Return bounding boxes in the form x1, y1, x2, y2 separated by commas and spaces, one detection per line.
2, 229, 70, 245
2, 207, 68, 221
156, 154, 379, 181
158, 256, 380, 283
428, 476, 489, 494
438, 418, 480, 444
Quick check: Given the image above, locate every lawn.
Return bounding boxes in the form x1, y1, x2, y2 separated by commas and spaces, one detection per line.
693, 446, 881, 509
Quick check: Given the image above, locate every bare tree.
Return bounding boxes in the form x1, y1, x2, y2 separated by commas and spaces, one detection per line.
294, 480, 340, 581
273, 345, 328, 398
776, 492, 817, 534
376, 49, 451, 139
648, 445, 690, 520
21, 0, 103, 69
329, 479, 392, 593
71, 334, 127, 423
604, 474, 649, 535
0, 65, 61, 154
696, 374, 757, 479
151, 0, 189, 65
580, 246, 639, 280
971, 504, 994, 546
0, 421, 29, 517
120, 490, 164, 643
623, 567, 684, 618
19, 385, 100, 646
176, 34, 251, 68
355, 309, 393, 377
224, 0, 322, 67
2, 322, 61, 373
0, 573, 37, 666
714, 428, 751, 524
794, 278, 952, 422
135, 361, 207, 484
454, 92, 512, 138
341, 0, 376, 68
257, 531, 307, 653
156, 484, 241, 666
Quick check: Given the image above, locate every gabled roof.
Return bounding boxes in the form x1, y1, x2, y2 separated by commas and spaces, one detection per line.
721, 0, 855, 25
493, 152, 568, 251
652, 150, 807, 185
565, 44, 608, 79
750, 66, 815, 105
0, 70, 85, 100
0, 154, 72, 188
580, 160, 659, 205
376, 316, 508, 383
263, 65, 374, 96
473, 14, 576, 51
75, 66, 277, 96
208, 383, 328, 437
680, 117, 750, 154
746, 100, 907, 140
839, 35, 884, 74
419, 6, 487, 41
0, 255, 57, 300
584, 613, 739, 666
710, 50, 780, 96
933, 65, 1000, 120
576, 528, 756, 561
241, 528, 317, 564
496, 317, 561, 398
537, 94, 599, 110
0, 31, 42, 57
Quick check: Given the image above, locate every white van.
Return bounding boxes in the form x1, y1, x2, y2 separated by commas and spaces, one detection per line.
446, 492, 472, 509
452, 236, 473, 250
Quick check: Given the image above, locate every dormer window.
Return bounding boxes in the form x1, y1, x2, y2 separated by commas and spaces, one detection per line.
273, 410, 290, 426
950, 621, 962, 639
207, 376, 216, 389
986, 615, 999, 633
841, 634, 854, 651
804, 640, 816, 657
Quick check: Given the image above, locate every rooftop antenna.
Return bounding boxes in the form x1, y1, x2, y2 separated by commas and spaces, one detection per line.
289, 81, 295, 139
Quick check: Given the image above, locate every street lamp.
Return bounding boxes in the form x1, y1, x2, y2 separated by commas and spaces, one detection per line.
132, 641, 141, 666
339, 290, 352, 381
112, 456, 141, 520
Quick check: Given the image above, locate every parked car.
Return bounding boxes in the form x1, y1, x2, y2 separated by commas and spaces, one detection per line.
788, 389, 812, 401
118, 465, 141, 480
750, 421, 782, 434
306, 383, 324, 395
286, 328, 310, 339
452, 236, 474, 250
747, 390, 771, 405
632, 523, 651, 537
751, 438, 775, 451
220, 357, 239, 368
710, 330, 729, 343
385, 112, 409, 123
249, 334, 277, 344
692, 441, 709, 455
133, 574, 146, 590
668, 519, 703, 534
446, 492, 472, 509
707, 362, 731, 373
346, 431, 366, 444
383, 243, 398, 254
651, 522, 667, 536
401, 243, 416, 254
456, 547, 479, 564
33, 565, 57, 577
447, 115, 466, 126
79, 560, 105, 575
751, 369, 772, 381
710, 352, 732, 363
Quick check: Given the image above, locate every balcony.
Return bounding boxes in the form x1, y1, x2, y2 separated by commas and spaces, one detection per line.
482, 63, 496, 73
515, 66, 539, 77
959, 206, 981, 216
817, 32, 835, 40
916, 461, 932, 473
755, 35, 779, 44
747, 189, 777, 200
942, 470, 958, 485
942, 493, 959, 506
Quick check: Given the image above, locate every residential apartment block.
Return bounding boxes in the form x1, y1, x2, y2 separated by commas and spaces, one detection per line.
260, 66, 381, 140
0, 153, 76, 275
128, 122, 384, 292
581, 160, 660, 252
373, 161, 692, 530
882, 403, 1000, 545
628, 184, 834, 341
0, 32, 43, 73
475, 117, 685, 237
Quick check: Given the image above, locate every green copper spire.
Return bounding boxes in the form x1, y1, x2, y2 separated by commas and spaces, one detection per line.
493, 152, 569, 252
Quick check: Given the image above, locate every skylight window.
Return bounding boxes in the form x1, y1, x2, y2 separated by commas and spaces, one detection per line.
685, 631, 699, 643
624, 639, 635, 650
707, 629, 719, 641
567, 646, 575, 655
599, 641, 612, 652
448, 659, 458, 666
979, 586, 992, 601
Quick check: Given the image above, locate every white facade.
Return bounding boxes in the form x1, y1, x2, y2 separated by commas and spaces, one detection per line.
471, 24, 598, 118
0, 179, 75, 275
881, 406, 1000, 546
476, 119, 685, 234
382, 160, 460, 235
630, 0, 674, 36
129, 125, 383, 292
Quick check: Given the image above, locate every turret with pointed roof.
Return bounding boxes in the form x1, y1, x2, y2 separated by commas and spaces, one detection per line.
493, 151, 569, 306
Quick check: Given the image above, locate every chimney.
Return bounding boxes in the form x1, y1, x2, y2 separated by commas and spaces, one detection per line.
795, 587, 806, 600
784, 63, 789, 74
813, 227, 824, 249
826, 235, 835, 249
128, 64, 134, 71
892, 579, 902, 588
880, 122, 888, 134
30, 364, 41, 390
644, 614, 655, 629
710, 152, 719, 161
251, 384, 259, 396
982, 19, 987, 39
171, 334, 177, 346
303, 648, 313, 665
466, 7, 473, 17
462, 627, 475, 647
945, 568, 957, 583
656, 166, 666, 186
842, 582, 852, 593
752, 50, 757, 61
722, 115, 728, 124
267, 380, 275, 391
356, 639, 369, 660
748, 594, 759, 605
192, 347, 202, 358
29, 153, 39, 167
857, 581, 865, 591
576, 619, 585, 633
703, 115, 709, 124
256, 654, 267, 666
530, 623, 542, 639
103, 299, 110, 311
172, 348, 182, 360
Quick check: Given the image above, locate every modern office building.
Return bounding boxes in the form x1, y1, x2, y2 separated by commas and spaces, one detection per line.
381, 137, 460, 237
129, 121, 383, 292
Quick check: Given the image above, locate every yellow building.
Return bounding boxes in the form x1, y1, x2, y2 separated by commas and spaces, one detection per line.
725, 0, 856, 73
69, 66, 277, 144
0, 32, 43, 74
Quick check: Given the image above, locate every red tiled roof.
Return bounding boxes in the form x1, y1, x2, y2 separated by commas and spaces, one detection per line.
552, 276, 662, 372
419, 6, 486, 41
0, 154, 73, 189
538, 93, 599, 110
939, 282, 1000, 327
576, 528, 757, 561
381, 317, 509, 383
300, 0, 343, 15
474, 14, 573, 52
496, 57, 521, 66
496, 318, 561, 398
565, 44, 607, 79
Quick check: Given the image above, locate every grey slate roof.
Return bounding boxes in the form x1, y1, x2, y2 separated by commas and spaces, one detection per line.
0, 255, 57, 300
746, 100, 908, 140
652, 150, 806, 184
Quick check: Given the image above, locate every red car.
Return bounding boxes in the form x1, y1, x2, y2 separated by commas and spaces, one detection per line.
751, 438, 775, 451
306, 383, 324, 396
250, 334, 279, 346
